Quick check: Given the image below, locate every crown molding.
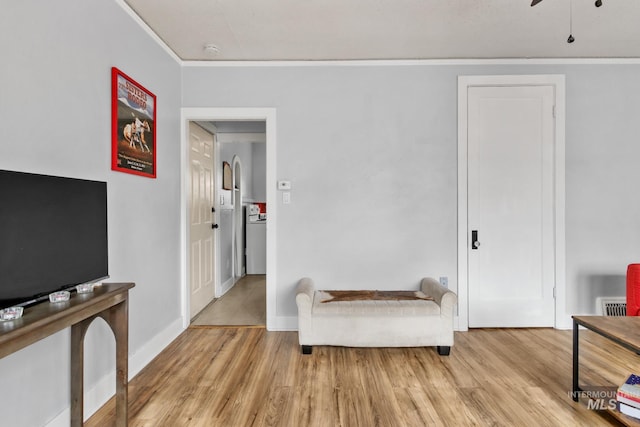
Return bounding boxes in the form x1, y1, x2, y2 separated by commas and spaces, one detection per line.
181, 57, 640, 67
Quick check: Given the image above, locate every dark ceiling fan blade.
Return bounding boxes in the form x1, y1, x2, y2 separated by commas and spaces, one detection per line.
531, 0, 544, 5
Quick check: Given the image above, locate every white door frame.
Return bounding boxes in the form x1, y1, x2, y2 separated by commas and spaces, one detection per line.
232, 154, 244, 280
457, 75, 567, 331
180, 107, 277, 330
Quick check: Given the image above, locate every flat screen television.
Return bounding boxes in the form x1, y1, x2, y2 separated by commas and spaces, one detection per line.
0, 170, 108, 309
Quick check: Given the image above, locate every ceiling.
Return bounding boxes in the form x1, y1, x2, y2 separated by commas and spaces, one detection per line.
123, 0, 640, 62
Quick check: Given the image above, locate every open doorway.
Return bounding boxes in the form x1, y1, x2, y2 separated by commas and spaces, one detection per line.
180, 108, 277, 330
192, 120, 266, 327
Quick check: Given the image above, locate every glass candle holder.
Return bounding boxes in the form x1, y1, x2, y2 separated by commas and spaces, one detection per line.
0, 306, 23, 321
49, 291, 70, 303
76, 283, 95, 294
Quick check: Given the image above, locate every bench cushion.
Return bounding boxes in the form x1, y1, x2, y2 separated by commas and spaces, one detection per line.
312, 290, 440, 316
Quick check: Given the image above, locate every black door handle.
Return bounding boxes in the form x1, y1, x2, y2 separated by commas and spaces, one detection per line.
212, 223, 219, 229
472, 230, 480, 249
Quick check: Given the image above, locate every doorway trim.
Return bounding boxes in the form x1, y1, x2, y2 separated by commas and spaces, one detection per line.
232, 155, 244, 281
180, 107, 277, 330
457, 75, 567, 331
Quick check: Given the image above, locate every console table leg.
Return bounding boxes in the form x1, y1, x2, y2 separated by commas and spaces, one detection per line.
572, 318, 580, 402
112, 300, 129, 427
99, 300, 129, 426
70, 319, 91, 427
69, 298, 129, 426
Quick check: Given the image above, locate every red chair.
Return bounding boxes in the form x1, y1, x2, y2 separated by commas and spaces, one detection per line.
627, 264, 640, 316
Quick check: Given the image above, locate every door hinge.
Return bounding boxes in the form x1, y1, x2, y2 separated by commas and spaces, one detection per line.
552, 105, 556, 118
553, 287, 556, 299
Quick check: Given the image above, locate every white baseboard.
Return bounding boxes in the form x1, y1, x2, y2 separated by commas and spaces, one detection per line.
269, 315, 569, 333
45, 317, 186, 427
454, 316, 464, 332
129, 317, 185, 379
45, 409, 70, 427
556, 314, 573, 330
451, 315, 571, 331
268, 315, 297, 331
219, 276, 235, 297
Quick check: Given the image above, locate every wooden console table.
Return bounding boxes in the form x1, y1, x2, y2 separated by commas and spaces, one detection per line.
572, 315, 640, 426
0, 283, 134, 427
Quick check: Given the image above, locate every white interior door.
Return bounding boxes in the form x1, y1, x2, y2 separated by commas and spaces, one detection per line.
468, 85, 555, 328
189, 122, 216, 319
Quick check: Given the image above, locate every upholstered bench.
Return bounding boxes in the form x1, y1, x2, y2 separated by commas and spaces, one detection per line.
295, 277, 457, 355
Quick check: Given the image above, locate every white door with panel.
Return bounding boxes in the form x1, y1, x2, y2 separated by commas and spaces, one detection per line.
468, 85, 555, 328
189, 122, 216, 319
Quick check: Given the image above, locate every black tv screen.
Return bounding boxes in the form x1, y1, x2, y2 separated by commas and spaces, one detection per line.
0, 170, 108, 309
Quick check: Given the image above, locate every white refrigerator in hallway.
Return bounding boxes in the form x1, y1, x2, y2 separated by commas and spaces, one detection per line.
246, 204, 266, 274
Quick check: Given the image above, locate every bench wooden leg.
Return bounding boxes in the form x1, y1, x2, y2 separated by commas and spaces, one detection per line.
301, 345, 313, 355
437, 346, 451, 356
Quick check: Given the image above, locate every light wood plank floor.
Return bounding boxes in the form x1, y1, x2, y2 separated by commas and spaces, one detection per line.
87, 327, 637, 426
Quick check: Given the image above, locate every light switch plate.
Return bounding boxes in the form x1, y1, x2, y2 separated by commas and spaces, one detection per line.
278, 180, 291, 190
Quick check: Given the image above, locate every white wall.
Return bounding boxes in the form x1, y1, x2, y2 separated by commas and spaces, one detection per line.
218, 142, 266, 286
220, 142, 254, 200
219, 141, 266, 203
182, 62, 640, 324
183, 66, 460, 323
0, 1, 182, 425
252, 143, 267, 202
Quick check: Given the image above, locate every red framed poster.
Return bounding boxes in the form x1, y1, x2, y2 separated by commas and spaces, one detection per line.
111, 67, 157, 178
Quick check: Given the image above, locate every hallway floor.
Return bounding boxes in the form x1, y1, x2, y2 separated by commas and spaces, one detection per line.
191, 274, 266, 327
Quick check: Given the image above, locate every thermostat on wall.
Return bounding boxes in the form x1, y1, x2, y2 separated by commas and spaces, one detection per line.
277, 180, 291, 190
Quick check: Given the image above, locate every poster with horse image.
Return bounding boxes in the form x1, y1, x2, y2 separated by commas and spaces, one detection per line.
111, 67, 156, 178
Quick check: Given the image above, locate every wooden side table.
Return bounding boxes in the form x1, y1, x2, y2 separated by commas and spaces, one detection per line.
572, 315, 640, 426
0, 283, 134, 426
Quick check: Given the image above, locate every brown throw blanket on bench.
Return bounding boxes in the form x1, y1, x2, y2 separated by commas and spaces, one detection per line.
321, 290, 434, 303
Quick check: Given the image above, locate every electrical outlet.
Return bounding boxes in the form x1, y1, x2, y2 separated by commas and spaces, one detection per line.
439, 277, 448, 288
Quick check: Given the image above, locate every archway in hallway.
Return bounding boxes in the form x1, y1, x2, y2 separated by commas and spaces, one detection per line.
232, 155, 244, 281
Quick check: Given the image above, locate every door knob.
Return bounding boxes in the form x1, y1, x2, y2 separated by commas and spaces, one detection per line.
472, 230, 480, 250
212, 223, 219, 229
